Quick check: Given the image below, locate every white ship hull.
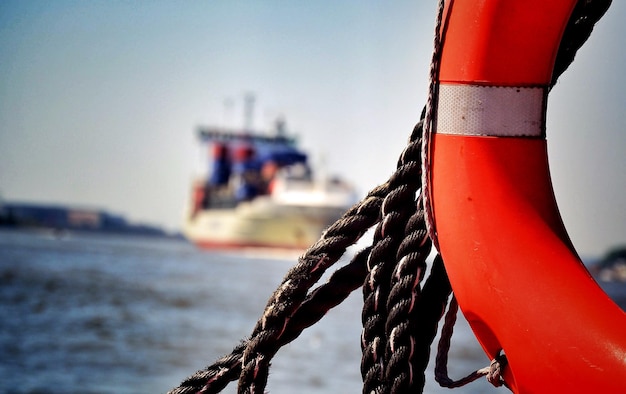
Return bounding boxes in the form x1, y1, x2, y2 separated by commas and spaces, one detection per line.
184, 195, 348, 250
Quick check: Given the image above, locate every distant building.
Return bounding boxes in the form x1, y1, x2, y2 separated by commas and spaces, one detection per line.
0, 201, 170, 237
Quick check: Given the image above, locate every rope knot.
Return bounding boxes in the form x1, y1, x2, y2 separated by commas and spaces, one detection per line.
486, 353, 508, 387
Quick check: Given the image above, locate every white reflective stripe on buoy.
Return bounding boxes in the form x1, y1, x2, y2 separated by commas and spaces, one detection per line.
435, 84, 547, 137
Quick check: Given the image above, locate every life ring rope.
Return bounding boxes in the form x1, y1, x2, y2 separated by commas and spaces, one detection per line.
421, 0, 450, 248
428, 0, 626, 392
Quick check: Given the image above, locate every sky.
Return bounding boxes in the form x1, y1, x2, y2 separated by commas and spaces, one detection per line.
0, 1, 624, 257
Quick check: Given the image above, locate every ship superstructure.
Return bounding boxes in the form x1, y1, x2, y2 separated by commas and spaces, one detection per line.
184, 118, 356, 250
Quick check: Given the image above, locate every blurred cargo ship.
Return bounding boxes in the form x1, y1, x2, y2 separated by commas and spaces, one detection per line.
184, 117, 356, 250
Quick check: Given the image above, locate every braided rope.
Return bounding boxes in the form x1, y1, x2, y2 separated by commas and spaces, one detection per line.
421, 0, 448, 251
434, 296, 509, 389
170, 343, 245, 394
280, 246, 372, 345
168, 1, 613, 393
404, 254, 452, 392
361, 120, 426, 394
383, 196, 432, 393
551, 0, 612, 89
169, 185, 388, 394
237, 185, 390, 393
169, 247, 374, 394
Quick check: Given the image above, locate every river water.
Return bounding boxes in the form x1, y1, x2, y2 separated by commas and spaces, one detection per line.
3, 228, 619, 394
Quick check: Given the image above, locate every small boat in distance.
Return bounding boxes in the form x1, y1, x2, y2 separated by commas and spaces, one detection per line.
184, 117, 357, 251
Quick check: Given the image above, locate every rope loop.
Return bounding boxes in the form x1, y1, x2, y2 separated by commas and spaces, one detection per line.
435, 295, 509, 389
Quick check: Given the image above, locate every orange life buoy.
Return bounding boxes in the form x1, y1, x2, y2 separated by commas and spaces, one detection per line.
428, 1, 626, 392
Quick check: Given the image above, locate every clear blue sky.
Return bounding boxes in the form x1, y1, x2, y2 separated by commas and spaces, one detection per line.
0, 1, 624, 256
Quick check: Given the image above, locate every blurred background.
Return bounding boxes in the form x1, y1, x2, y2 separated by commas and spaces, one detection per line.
0, 1, 624, 393
1, 1, 624, 255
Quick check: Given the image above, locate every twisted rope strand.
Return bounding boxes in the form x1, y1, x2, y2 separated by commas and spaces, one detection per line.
434, 296, 487, 388
168, 187, 387, 394
434, 296, 510, 389
421, 0, 448, 251
384, 201, 432, 394
238, 186, 390, 393
409, 255, 452, 390
377, 116, 434, 394
551, 0, 612, 89
168, 343, 245, 394
280, 246, 372, 345
361, 122, 425, 394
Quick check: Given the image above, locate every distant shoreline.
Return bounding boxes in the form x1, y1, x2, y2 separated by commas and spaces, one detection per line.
0, 201, 182, 239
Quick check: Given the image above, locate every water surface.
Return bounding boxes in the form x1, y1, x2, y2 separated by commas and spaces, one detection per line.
0, 229, 536, 393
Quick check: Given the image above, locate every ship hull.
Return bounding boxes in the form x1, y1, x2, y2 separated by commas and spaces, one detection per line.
184, 196, 345, 250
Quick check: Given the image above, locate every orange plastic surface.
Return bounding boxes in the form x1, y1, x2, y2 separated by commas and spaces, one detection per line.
431, 135, 626, 393
439, 0, 577, 85
431, 1, 626, 391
